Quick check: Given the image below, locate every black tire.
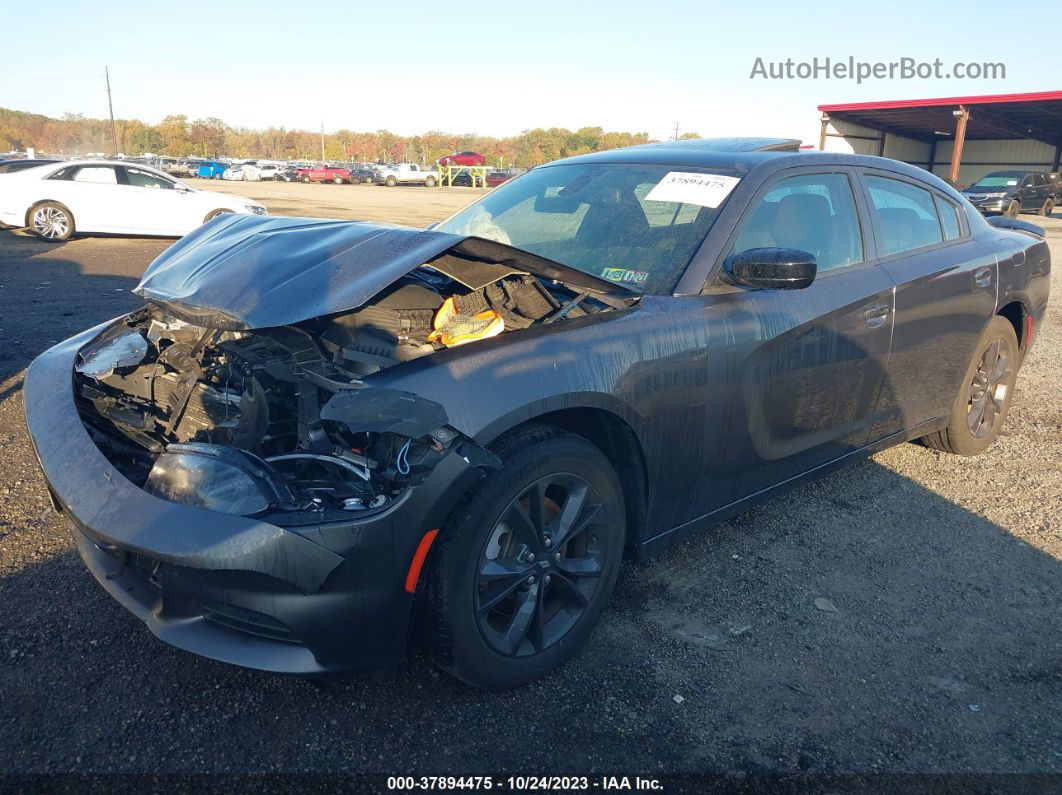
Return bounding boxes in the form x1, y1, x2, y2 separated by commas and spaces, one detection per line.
1040, 198, 1054, 217
28, 202, 74, 241
424, 176, 436, 187
301, 175, 311, 183
919, 316, 1019, 456
427, 425, 626, 689
333, 176, 343, 184
385, 175, 397, 187
364, 176, 374, 185
1003, 200, 1020, 218
203, 209, 232, 223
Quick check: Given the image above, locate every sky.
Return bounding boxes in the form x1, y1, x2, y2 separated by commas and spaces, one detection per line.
2, 0, 1055, 145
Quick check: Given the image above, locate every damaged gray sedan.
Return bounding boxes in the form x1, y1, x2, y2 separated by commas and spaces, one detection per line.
24, 140, 1049, 687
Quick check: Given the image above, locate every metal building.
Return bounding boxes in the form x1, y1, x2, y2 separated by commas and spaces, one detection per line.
816, 90, 1062, 187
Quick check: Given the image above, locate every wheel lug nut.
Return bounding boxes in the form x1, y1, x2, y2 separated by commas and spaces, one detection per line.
525, 552, 535, 562
554, 553, 561, 561
544, 537, 553, 549
544, 575, 551, 585
528, 576, 536, 584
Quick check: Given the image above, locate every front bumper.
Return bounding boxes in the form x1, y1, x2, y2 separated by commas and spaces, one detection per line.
24, 325, 484, 673
964, 197, 1007, 214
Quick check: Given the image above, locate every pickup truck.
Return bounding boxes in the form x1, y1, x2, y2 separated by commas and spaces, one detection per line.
373, 163, 438, 187
297, 164, 353, 184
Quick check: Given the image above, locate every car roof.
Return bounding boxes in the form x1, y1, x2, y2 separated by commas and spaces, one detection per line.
546, 137, 962, 197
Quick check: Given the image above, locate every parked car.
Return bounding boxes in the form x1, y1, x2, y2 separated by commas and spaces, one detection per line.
0, 158, 61, 174
257, 164, 283, 181
374, 162, 438, 186
222, 165, 247, 181
0, 159, 266, 239
196, 160, 228, 179
159, 158, 194, 178
438, 151, 486, 167
22, 139, 1049, 688
961, 170, 1055, 217
486, 170, 516, 188
348, 167, 376, 184
276, 166, 299, 182
297, 164, 353, 184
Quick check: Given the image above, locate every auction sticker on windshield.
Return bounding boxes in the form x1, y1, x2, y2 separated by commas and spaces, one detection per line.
644, 172, 740, 208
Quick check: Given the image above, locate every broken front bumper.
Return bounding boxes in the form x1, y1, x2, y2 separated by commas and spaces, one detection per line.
23, 325, 483, 674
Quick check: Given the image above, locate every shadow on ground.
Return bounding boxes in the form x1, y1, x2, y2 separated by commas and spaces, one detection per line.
0, 457, 1058, 775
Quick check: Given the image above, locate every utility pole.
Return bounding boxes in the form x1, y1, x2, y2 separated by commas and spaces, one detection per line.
105, 66, 118, 156
320, 121, 325, 162
673, 122, 680, 141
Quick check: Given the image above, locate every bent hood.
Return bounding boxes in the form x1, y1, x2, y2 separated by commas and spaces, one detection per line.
135, 215, 629, 329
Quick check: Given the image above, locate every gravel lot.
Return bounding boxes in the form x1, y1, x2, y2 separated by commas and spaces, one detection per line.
0, 184, 1059, 780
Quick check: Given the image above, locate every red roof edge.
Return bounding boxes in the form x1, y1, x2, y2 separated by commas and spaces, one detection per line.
818, 90, 1062, 114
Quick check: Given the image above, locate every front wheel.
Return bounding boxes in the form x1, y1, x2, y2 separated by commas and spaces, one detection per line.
302, 176, 311, 183
1003, 200, 1020, 218
29, 202, 74, 241
385, 175, 397, 187
203, 209, 232, 223
919, 316, 1019, 456
427, 426, 626, 689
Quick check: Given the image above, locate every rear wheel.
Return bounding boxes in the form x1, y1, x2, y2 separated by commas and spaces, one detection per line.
427, 426, 625, 689
425, 176, 437, 187
1040, 198, 1055, 217
919, 316, 1019, 456
29, 202, 74, 241
1003, 200, 1020, 218
364, 176, 374, 184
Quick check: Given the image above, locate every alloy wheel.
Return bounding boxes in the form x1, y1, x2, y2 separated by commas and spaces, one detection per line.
967, 338, 1012, 438
474, 473, 609, 657
32, 207, 69, 239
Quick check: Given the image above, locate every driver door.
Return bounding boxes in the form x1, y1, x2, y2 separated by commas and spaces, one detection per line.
119, 166, 195, 234
696, 168, 894, 508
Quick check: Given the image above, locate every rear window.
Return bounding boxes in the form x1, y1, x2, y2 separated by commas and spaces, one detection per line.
864, 176, 943, 256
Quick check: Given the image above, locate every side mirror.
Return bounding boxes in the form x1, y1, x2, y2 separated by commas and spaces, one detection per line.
725, 247, 817, 290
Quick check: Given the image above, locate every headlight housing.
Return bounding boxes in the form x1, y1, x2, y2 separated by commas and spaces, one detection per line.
144, 443, 293, 515
245, 205, 267, 215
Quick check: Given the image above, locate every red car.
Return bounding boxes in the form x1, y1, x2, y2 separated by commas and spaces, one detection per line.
437, 151, 486, 167
297, 164, 353, 184
486, 170, 515, 187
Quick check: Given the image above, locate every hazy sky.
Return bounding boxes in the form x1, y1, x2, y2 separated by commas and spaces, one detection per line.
2, 0, 1054, 144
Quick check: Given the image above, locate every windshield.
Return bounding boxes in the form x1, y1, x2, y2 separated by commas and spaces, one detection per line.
971, 175, 1022, 188
435, 163, 742, 293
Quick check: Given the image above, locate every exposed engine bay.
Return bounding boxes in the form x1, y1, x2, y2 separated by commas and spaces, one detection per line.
73, 258, 624, 522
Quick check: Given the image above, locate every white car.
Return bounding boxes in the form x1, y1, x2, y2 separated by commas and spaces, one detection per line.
0, 160, 267, 240
256, 164, 282, 181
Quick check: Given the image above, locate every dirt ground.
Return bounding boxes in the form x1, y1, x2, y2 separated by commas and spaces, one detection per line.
0, 185, 1059, 781
194, 177, 486, 225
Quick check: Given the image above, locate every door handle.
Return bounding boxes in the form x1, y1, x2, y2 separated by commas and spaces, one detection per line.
974, 266, 993, 287
864, 303, 890, 329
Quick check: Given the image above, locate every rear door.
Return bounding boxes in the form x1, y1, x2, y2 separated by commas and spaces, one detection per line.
47, 164, 133, 232
855, 170, 998, 437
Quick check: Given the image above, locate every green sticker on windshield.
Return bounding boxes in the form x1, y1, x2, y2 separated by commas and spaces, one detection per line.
601, 268, 649, 284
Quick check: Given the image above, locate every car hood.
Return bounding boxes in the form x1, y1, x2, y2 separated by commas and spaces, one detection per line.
133, 214, 631, 330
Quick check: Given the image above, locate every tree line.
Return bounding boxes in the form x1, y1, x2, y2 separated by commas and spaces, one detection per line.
0, 107, 696, 167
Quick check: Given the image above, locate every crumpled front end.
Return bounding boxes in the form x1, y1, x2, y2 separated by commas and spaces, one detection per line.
24, 321, 496, 673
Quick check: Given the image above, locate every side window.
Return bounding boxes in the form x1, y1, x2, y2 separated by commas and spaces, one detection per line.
47, 166, 80, 181
864, 175, 943, 256
72, 166, 118, 184
1033, 174, 1046, 187
730, 173, 864, 272
124, 168, 175, 189
934, 195, 962, 241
